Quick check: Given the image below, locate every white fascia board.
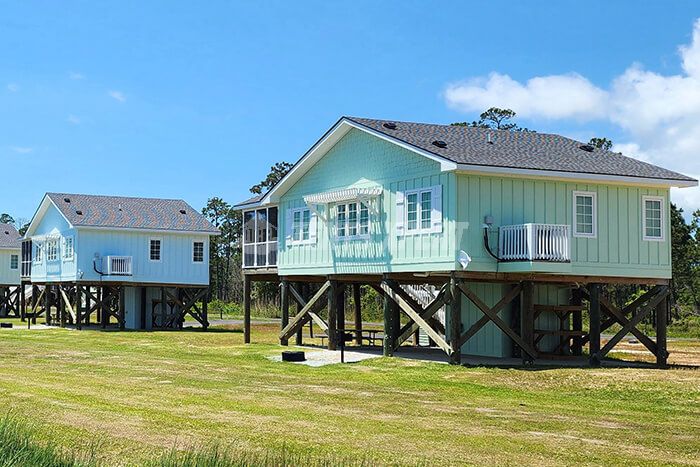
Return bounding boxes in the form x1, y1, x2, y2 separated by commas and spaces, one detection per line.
261, 118, 458, 204
76, 226, 221, 236
455, 164, 698, 188
24, 195, 75, 238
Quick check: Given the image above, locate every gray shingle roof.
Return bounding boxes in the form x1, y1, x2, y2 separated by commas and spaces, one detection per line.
0, 223, 20, 249
46, 193, 219, 234
347, 117, 696, 182
233, 194, 264, 209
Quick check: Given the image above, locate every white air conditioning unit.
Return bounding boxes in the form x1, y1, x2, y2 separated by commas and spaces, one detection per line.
102, 256, 133, 276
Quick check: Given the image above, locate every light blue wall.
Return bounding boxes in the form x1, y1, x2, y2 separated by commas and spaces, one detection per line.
77, 230, 210, 285
29, 203, 78, 283
29, 203, 210, 285
0, 249, 20, 285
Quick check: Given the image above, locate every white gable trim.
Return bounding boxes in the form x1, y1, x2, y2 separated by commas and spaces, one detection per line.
260, 118, 458, 204
24, 195, 75, 238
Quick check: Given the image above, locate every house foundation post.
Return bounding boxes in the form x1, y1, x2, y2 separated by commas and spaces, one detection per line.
280, 280, 289, 346
571, 287, 583, 356
449, 275, 462, 365
119, 286, 126, 331
20, 283, 25, 321
243, 275, 251, 344
588, 283, 602, 366
295, 282, 304, 346
381, 278, 399, 357
521, 281, 535, 363
76, 285, 83, 330
327, 279, 338, 351
656, 290, 669, 368
44, 284, 51, 325
353, 284, 362, 345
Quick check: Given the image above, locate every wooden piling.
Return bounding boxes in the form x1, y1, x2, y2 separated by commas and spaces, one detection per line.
353, 284, 362, 345
656, 290, 668, 368
449, 276, 462, 365
280, 280, 289, 346
588, 283, 601, 366
243, 275, 251, 344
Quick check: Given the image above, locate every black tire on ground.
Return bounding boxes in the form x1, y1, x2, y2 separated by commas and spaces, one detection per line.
281, 351, 306, 362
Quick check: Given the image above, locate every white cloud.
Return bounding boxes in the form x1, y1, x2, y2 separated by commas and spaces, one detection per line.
445, 73, 608, 120
6, 83, 19, 92
10, 146, 33, 154
108, 90, 126, 102
69, 72, 85, 80
67, 114, 81, 125
443, 18, 700, 212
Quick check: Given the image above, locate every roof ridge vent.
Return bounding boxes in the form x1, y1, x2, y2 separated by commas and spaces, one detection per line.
432, 140, 447, 149
579, 144, 595, 152
383, 122, 397, 130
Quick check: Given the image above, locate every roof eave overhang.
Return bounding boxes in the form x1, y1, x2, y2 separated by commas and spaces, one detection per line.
454, 164, 699, 188
260, 117, 457, 205
75, 225, 221, 236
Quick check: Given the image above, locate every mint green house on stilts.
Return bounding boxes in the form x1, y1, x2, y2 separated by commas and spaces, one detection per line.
236, 117, 696, 366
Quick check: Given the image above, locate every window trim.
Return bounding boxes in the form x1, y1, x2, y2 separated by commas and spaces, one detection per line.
404, 187, 434, 235
33, 241, 43, 264
10, 254, 18, 270
288, 207, 314, 245
148, 237, 162, 262
642, 195, 666, 242
572, 191, 597, 239
335, 201, 370, 241
46, 238, 59, 262
192, 240, 205, 264
63, 236, 75, 261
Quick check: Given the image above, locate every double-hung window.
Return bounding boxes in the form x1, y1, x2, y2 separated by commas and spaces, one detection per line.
46, 239, 58, 262
63, 236, 74, 260
336, 202, 369, 240
573, 191, 597, 238
149, 238, 162, 261
10, 254, 18, 270
288, 207, 314, 245
33, 242, 42, 263
402, 187, 439, 235
642, 196, 665, 241
193, 241, 204, 263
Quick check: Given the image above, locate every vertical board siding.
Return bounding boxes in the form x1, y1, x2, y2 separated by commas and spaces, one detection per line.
78, 231, 210, 285
456, 174, 672, 278
279, 129, 455, 275
0, 250, 20, 285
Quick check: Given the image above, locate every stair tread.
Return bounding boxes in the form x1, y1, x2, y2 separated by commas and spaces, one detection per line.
534, 329, 587, 336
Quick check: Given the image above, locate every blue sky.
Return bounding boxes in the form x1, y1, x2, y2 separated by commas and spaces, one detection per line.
2, 1, 700, 223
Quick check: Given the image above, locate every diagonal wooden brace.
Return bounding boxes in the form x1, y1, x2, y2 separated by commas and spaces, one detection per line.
598, 287, 669, 359
457, 284, 522, 348
381, 281, 452, 356
456, 283, 537, 360
395, 285, 447, 348
280, 281, 331, 341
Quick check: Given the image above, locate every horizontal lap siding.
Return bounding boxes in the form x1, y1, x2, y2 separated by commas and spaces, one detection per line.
457, 174, 671, 278
279, 129, 455, 275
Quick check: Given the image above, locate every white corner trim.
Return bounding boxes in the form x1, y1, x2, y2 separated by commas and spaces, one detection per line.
572, 191, 597, 239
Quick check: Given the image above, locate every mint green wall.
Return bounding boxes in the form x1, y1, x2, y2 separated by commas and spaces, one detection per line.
456, 174, 672, 278
279, 129, 456, 275
276, 129, 672, 280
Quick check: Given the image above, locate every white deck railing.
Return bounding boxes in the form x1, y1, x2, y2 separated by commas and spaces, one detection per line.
498, 224, 570, 262
102, 256, 133, 276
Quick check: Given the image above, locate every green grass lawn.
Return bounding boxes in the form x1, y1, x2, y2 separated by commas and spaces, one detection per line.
0, 322, 698, 466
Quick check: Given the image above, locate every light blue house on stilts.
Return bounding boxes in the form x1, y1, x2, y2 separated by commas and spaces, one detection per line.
0, 223, 21, 318
237, 116, 697, 367
22, 193, 219, 329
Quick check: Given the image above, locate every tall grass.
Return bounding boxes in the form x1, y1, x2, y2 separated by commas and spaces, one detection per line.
0, 415, 375, 467
0, 414, 92, 467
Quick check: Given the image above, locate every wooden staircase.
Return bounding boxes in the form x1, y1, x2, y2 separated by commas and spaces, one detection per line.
533, 304, 587, 356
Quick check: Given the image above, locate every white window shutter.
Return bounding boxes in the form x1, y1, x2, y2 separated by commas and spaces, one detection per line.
309, 210, 318, 243
285, 209, 293, 242
396, 191, 405, 236
431, 185, 443, 233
